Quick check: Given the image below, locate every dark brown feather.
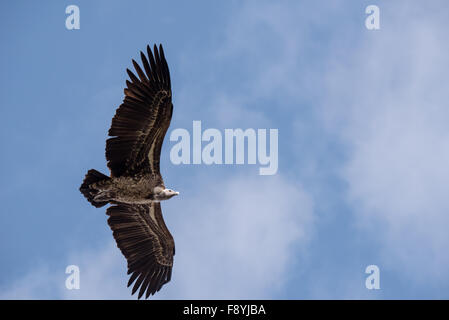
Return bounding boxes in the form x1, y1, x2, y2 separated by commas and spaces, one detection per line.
106, 44, 173, 178
106, 202, 175, 299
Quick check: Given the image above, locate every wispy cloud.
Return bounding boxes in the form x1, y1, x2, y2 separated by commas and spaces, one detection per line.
322, 1, 449, 285
0, 174, 313, 299
3, 0, 447, 299
160, 175, 314, 299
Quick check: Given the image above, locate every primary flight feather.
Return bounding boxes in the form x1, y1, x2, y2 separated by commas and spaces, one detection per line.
80, 44, 178, 299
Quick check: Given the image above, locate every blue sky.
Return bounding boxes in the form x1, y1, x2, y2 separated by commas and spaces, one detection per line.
1, 0, 449, 299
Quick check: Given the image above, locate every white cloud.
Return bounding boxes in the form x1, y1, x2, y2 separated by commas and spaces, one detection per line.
12, 0, 449, 299
61, 244, 131, 299
0, 266, 59, 300
0, 243, 131, 300
0, 174, 313, 299
216, 1, 325, 102
159, 174, 313, 299
322, 2, 449, 283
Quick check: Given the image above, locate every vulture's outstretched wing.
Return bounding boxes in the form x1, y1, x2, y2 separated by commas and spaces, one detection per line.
106, 202, 175, 299
106, 44, 173, 179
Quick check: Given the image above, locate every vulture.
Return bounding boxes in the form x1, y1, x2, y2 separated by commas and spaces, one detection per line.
80, 44, 178, 299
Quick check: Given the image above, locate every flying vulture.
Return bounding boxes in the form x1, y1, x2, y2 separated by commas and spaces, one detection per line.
80, 44, 178, 299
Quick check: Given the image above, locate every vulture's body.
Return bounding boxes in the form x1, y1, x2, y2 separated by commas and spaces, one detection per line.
79, 44, 178, 299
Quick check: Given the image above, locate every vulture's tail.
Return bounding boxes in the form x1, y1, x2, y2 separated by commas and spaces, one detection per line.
80, 169, 111, 208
